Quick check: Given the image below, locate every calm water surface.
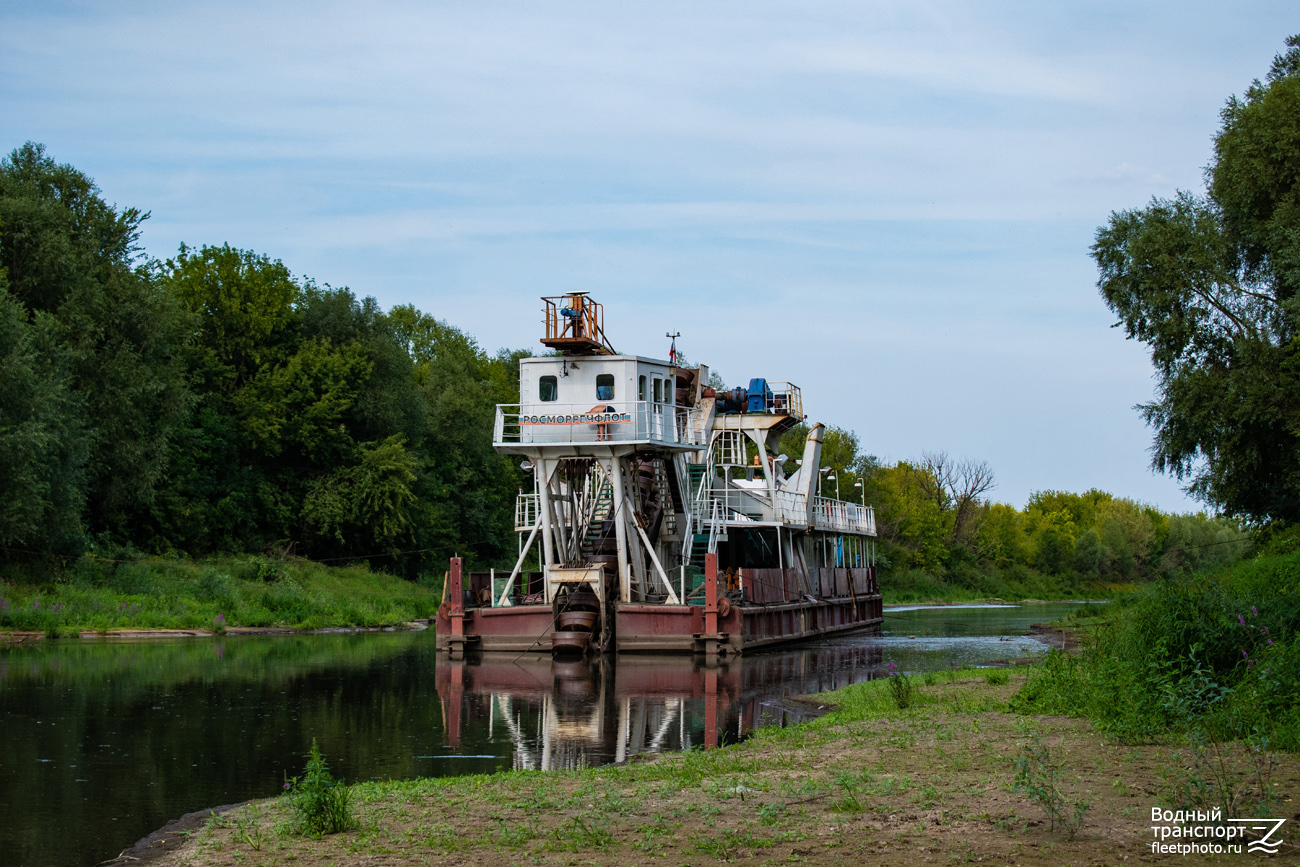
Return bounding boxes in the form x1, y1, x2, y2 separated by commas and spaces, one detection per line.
0, 602, 1087, 866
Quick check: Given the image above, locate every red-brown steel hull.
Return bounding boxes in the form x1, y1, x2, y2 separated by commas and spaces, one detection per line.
436, 596, 883, 654
436, 557, 883, 655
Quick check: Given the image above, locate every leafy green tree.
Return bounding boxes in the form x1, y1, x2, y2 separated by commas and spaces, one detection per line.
0, 143, 192, 542
389, 305, 526, 566
872, 461, 951, 568
974, 502, 1026, 567
1028, 509, 1076, 574
302, 435, 420, 553
1160, 513, 1249, 573
1072, 529, 1103, 577
1092, 36, 1300, 522
0, 269, 87, 552
237, 338, 371, 462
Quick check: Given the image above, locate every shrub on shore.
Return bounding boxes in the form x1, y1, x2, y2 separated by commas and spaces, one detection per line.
284, 740, 354, 836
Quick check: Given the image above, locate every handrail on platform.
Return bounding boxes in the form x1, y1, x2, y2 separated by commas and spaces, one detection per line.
495, 403, 706, 447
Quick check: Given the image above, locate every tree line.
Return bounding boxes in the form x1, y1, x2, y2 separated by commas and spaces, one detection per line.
765, 424, 1246, 592
0, 143, 527, 576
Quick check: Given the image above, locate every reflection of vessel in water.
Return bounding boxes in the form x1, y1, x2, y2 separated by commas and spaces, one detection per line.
437, 293, 883, 656
436, 644, 884, 770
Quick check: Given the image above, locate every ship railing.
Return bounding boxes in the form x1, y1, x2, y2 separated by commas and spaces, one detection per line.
494, 403, 706, 448
689, 463, 714, 524
811, 497, 876, 535
681, 505, 693, 562
690, 474, 870, 532
514, 492, 540, 532
765, 382, 804, 419
707, 499, 724, 554
688, 480, 811, 528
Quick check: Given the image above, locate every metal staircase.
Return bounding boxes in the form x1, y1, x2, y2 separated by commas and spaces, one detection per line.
580, 476, 614, 556
654, 460, 677, 538
682, 461, 727, 565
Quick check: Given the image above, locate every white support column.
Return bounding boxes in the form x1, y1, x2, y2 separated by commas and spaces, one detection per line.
608, 456, 632, 603
747, 429, 777, 510
497, 521, 540, 606
625, 500, 646, 599
536, 457, 556, 581
636, 521, 680, 604
550, 473, 570, 564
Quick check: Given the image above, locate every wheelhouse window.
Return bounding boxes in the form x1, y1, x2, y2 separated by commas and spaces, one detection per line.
539, 375, 558, 402
638, 375, 647, 401
596, 374, 615, 401
653, 378, 662, 403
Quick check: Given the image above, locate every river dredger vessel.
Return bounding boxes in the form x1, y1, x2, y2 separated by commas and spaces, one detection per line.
437, 293, 882, 656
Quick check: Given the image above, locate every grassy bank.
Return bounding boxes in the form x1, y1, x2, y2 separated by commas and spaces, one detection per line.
1012, 547, 1300, 753
153, 668, 1296, 866
0, 556, 441, 636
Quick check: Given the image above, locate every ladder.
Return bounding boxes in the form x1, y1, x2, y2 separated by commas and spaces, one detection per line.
654, 460, 676, 538
681, 464, 730, 565
580, 476, 614, 556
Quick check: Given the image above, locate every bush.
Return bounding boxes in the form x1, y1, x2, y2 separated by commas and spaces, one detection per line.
196, 568, 237, 605
284, 740, 354, 836
885, 662, 914, 709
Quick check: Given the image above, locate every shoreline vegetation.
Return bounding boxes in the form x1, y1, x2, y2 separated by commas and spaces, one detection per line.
0, 556, 1112, 642
0, 542, 1271, 641
0, 556, 441, 639
123, 547, 1299, 865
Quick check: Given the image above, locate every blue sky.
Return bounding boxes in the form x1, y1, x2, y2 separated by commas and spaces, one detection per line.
2, 1, 1295, 512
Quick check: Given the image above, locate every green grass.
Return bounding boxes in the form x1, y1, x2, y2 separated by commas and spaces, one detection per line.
1010, 547, 1300, 751
0, 555, 441, 634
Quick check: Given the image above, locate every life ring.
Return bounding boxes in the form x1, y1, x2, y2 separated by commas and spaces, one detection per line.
438, 601, 451, 621
717, 597, 732, 618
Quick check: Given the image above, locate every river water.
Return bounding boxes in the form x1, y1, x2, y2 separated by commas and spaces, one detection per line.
0, 602, 1087, 867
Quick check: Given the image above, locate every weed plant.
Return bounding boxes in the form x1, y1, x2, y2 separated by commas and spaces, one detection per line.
545, 817, 613, 852
886, 662, 915, 710
284, 739, 355, 836
1012, 726, 1090, 839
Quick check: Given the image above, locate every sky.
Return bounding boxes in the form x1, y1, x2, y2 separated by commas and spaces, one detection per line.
1, 1, 1295, 513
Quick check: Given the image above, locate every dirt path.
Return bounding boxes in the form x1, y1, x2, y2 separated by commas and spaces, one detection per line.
143, 673, 1297, 866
